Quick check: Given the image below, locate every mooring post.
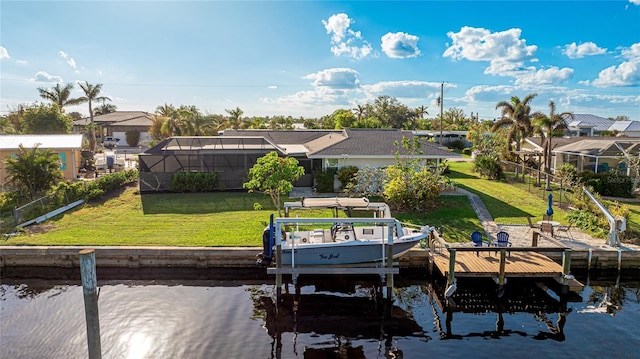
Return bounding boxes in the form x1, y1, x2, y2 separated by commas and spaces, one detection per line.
428, 231, 435, 274
79, 249, 101, 359
562, 249, 572, 285
498, 249, 507, 286
531, 231, 539, 247
447, 249, 456, 286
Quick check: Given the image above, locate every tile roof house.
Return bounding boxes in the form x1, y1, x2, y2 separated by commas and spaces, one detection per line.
139, 129, 459, 191
552, 137, 640, 174
73, 111, 153, 147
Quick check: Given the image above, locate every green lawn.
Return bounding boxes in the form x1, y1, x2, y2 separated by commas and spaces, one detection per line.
447, 161, 568, 224
1, 186, 482, 246
2, 161, 635, 246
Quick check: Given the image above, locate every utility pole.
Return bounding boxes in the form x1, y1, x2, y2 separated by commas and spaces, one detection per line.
439, 82, 444, 145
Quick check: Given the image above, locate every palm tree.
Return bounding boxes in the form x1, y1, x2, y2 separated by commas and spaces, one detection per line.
225, 107, 245, 130
352, 104, 367, 121
493, 93, 537, 179
38, 83, 83, 109
77, 81, 111, 152
533, 100, 573, 190
93, 99, 117, 116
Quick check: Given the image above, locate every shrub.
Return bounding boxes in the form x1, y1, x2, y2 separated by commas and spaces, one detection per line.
578, 171, 632, 198
337, 166, 359, 191
314, 168, 336, 193
169, 172, 217, 192
446, 139, 465, 151
473, 154, 503, 180
567, 209, 609, 239
383, 165, 441, 213
125, 130, 141, 147
345, 166, 386, 197
462, 148, 472, 155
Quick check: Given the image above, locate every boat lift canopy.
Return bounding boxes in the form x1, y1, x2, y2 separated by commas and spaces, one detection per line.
284, 197, 390, 218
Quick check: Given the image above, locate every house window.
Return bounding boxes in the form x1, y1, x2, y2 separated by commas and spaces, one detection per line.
325, 158, 338, 170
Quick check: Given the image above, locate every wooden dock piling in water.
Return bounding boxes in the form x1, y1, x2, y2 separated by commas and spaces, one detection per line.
79, 248, 101, 359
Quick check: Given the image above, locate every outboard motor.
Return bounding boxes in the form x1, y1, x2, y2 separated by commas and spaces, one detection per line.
257, 226, 273, 267
257, 214, 275, 267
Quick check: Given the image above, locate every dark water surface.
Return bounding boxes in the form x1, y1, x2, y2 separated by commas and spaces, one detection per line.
1, 268, 639, 358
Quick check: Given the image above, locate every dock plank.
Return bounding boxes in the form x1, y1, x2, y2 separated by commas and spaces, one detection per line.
432, 250, 564, 278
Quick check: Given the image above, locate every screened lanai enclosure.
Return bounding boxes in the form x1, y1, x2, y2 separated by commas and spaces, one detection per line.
139, 136, 300, 192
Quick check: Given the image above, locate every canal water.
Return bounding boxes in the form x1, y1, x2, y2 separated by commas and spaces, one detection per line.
1, 268, 639, 358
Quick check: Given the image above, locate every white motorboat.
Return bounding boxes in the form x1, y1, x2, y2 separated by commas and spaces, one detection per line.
257, 197, 429, 266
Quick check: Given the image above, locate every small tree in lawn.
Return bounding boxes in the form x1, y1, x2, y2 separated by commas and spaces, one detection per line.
243, 151, 305, 217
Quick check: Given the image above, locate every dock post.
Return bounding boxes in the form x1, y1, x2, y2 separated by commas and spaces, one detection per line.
428, 231, 435, 274
497, 249, 507, 298
498, 249, 507, 285
531, 231, 539, 247
79, 249, 101, 359
447, 249, 456, 287
562, 249, 572, 287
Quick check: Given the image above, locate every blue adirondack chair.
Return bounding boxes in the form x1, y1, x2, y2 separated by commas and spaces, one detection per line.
471, 231, 490, 256
493, 231, 512, 256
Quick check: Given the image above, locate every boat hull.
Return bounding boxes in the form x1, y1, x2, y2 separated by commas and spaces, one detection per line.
279, 238, 421, 265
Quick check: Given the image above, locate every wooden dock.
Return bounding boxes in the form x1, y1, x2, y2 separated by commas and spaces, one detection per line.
431, 250, 563, 278
428, 231, 584, 293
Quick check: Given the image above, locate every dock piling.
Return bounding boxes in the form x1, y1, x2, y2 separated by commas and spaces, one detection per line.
79, 249, 101, 359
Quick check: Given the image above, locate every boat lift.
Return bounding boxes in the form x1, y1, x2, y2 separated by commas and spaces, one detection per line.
582, 186, 626, 247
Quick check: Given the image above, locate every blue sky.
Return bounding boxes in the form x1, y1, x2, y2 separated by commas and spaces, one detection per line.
1, 0, 639, 121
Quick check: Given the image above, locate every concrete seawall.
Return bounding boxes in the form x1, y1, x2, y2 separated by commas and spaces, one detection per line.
2, 246, 639, 271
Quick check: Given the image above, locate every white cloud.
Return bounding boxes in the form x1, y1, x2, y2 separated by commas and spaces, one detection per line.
483, 61, 533, 76
33, 71, 63, 83
362, 80, 446, 99
443, 26, 537, 64
592, 43, 640, 87
58, 50, 77, 69
381, 32, 421, 59
562, 42, 607, 59
16, 59, 28, 65
0, 46, 9, 59
322, 13, 374, 59
514, 66, 574, 86
304, 68, 360, 89
621, 43, 640, 60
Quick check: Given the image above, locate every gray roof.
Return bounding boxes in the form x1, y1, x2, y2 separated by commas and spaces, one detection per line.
308, 128, 458, 158
143, 136, 285, 154
172, 129, 458, 159
565, 114, 614, 132
222, 129, 341, 144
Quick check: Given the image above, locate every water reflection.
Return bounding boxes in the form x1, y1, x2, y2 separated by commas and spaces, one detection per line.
424, 277, 573, 342
2, 269, 640, 358
252, 283, 422, 358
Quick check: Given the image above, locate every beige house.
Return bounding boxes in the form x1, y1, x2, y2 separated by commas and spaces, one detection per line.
73, 111, 153, 146
0, 134, 83, 189
519, 136, 640, 175
553, 138, 640, 174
